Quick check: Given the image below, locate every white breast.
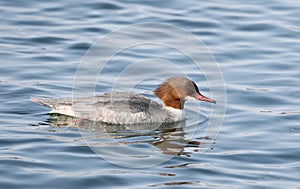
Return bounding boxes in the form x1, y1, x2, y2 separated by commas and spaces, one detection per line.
163, 106, 184, 123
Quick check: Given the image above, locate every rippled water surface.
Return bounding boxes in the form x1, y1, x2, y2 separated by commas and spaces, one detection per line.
1, 0, 299, 188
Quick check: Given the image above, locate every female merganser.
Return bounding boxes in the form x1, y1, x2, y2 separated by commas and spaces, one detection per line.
31, 77, 216, 125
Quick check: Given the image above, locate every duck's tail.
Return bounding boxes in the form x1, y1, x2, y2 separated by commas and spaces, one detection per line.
31, 97, 55, 108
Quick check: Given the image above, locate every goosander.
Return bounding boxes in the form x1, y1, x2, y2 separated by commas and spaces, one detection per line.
31, 77, 216, 124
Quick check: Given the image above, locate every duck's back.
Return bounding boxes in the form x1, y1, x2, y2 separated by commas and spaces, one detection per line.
32, 92, 166, 124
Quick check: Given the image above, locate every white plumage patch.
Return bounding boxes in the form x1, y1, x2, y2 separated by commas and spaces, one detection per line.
184, 95, 197, 101
50, 106, 75, 117
164, 106, 184, 122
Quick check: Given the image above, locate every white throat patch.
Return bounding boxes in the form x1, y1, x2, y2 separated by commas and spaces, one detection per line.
184, 96, 197, 101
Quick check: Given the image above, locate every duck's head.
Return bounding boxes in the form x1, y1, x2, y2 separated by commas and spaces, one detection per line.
154, 77, 216, 110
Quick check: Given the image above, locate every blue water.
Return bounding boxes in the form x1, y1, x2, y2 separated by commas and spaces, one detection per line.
1, 0, 300, 188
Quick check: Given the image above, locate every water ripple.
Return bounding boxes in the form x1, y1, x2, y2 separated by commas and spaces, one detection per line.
0, 0, 299, 188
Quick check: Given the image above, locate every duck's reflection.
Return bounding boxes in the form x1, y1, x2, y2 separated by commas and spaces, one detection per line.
45, 113, 212, 156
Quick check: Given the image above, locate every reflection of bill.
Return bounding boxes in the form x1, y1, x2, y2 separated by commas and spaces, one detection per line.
46, 113, 214, 157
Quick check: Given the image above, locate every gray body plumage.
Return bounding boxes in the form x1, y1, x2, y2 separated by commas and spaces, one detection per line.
31, 92, 182, 124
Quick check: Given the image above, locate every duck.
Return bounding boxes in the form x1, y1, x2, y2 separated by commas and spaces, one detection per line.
31, 77, 216, 124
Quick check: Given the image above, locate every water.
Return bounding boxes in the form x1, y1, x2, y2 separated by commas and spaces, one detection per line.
1, 0, 299, 188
